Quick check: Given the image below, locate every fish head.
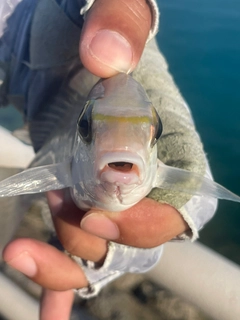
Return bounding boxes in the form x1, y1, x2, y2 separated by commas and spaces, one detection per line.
71, 74, 162, 211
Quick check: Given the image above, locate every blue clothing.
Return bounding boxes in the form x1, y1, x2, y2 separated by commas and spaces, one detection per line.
0, 0, 85, 120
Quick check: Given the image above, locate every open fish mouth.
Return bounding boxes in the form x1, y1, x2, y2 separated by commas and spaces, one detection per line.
97, 152, 144, 187
108, 161, 134, 172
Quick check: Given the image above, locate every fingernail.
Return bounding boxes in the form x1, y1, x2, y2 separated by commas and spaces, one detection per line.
81, 213, 120, 240
6, 252, 37, 277
89, 30, 133, 73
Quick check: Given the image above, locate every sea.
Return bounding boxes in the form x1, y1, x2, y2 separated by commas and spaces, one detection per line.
155, 0, 240, 265
0, 0, 239, 265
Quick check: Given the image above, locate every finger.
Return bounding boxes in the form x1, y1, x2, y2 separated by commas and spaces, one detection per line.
3, 238, 88, 291
47, 190, 108, 263
80, 198, 189, 248
40, 289, 74, 320
80, 0, 152, 77
49, 189, 188, 250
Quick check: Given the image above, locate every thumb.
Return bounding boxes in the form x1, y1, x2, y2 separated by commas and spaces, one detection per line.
80, 198, 188, 248
79, 0, 152, 77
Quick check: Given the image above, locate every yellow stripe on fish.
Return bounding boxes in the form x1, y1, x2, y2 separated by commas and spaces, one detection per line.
93, 114, 152, 124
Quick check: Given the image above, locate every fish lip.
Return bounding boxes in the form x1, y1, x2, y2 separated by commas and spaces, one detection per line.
97, 151, 145, 181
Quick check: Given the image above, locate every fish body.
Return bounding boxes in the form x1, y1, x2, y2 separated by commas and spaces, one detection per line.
0, 72, 240, 209
12, 73, 161, 211
71, 74, 161, 211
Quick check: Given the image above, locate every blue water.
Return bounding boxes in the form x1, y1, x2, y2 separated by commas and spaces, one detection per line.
156, 0, 240, 264
0, 0, 239, 264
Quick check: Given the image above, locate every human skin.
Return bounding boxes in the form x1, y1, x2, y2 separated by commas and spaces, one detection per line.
3, 1, 188, 319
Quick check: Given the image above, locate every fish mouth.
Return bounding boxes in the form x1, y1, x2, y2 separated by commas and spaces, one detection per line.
108, 161, 133, 172
97, 152, 144, 188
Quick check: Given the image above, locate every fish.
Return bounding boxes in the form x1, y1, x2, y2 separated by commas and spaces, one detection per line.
0, 73, 240, 211
0, 126, 35, 253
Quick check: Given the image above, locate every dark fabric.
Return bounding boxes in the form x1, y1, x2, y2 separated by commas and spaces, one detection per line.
0, 60, 10, 106
30, 0, 82, 69
0, 0, 85, 119
56, 0, 86, 28
1, 0, 38, 63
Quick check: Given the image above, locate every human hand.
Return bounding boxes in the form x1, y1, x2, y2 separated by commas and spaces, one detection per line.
3, 0, 188, 319
3, 189, 187, 319
79, 0, 152, 78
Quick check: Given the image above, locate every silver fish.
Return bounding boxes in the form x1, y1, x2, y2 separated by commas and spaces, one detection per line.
0, 73, 240, 211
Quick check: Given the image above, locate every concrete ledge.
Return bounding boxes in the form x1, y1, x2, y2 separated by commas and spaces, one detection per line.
0, 272, 39, 320
147, 241, 240, 320
0, 126, 34, 168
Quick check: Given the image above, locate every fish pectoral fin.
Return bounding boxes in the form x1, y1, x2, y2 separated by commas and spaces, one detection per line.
0, 162, 72, 197
154, 160, 240, 203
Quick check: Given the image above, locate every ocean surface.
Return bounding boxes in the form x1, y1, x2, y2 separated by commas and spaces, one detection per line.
0, 0, 239, 265
156, 0, 240, 264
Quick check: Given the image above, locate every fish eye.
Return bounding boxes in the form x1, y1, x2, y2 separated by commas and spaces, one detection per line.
151, 107, 163, 147
77, 100, 94, 143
